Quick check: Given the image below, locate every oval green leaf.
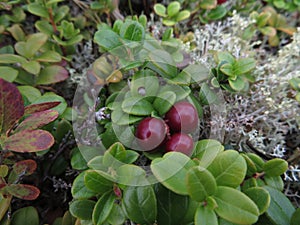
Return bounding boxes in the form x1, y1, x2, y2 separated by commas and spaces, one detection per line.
153, 91, 176, 115
122, 96, 153, 116
151, 152, 196, 195
11, 206, 39, 225
214, 186, 259, 224
244, 187, 270, 214
186, 166, 217, 202
195, 205, 218, 225
263, 158, 288, 177
207, 150, 247, 188
71, 172, 97, 199
69, 199, 96, 220
122, 185, 157, 224
92, 191, 115, 225
84, 170, 113, 194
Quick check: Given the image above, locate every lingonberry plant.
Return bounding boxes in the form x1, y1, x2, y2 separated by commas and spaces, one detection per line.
0, 0, 299, 224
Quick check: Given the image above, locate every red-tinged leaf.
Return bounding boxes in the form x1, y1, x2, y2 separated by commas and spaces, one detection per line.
0, 78, 24, 135
7, 184, 40, 200
35, 65, 69, 85
15, 110, 59, 132
3, 130, 55, 152
24, 101, 61, 115
13, 160, 37, 176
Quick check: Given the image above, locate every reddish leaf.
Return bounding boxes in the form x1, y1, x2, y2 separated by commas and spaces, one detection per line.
3, 130, 55, 152
7, 184, 40, 200
0, 78, 24, 135
15, 110, 59, 132
13, 159, 37, 175
24, 101, 61, 115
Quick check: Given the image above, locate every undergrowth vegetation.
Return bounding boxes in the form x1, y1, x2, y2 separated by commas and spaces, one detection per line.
0, 0, 299, 225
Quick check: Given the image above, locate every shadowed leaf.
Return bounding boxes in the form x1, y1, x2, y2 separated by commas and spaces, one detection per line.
15, 110, 59, 132
7, 184, 40, 200
3, 130, 55, 152
0, 78, 24, 135
24, 101, 61, 115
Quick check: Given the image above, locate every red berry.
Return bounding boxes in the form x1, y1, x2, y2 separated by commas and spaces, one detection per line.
165, 133, 194, 156
165, 101, 199, 133
136, 117, 168, 151
217, 0, 227, 4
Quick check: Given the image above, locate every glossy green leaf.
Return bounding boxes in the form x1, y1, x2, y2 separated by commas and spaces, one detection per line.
92, 191, 115, 225
0, 66, 18, 82
84, 170, 113, 194
264, 175, 284, 191
21, 60, 40, 75
176, 10, 190, 21
241, 153, 257, 176
246, 153, 264, 172
151, 152, 196, 195
116, 164, 148, 186
168, 1, 180, 17
244, 187, 270, 214
195, 205, 218, 225
216, 52, 235, 64
147, 50, 177, 79
17, 86, 41, 103
214, 186, 259, 224
107, 203, 126, 225
94, 29, 122, 51
27, 3, 49, 18
207, 5, 227, 20
154, 3, 167, 17
36, 65, 69, 85
7, 24, 26, 42
263, 158, 288, 177
35, 51, 62, 62
71, 147, 88, 170
122, 185, 157, 224
229, 76, 245, 91
163, 19, 177, 26
69, 199, 96, 220
120, 21, 145, 41
3, 130, 54, 153
71, 172, 98, 199
186, 166, 217, 202
264, 186, 295, 225
207, 150, 247, 188
11, 206, 39, 225
15, 33, 48, 58
0, 54, 27, 64
153, 91, 176, 115
192, 139, 224, 168
122, 96, 153, 116
154, 183, 191, 225
103, 142, 126, 167
291, 208, 300, 225
235, 58, 256, 74
111, 106, 142, 125
0, 78, 24, 135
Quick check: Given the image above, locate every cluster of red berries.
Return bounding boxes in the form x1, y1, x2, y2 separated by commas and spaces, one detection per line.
135, 101, 199, 156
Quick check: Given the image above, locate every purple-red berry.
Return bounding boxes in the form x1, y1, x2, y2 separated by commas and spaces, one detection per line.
165, 133, 194, 156
136, 117, 168, 151
165, 101, 199, 134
